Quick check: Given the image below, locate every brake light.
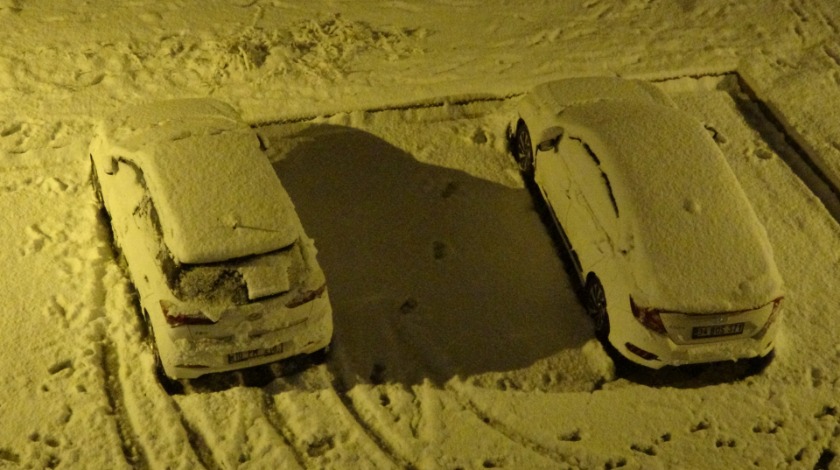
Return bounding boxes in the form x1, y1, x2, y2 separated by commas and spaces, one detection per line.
630, 296, 667, 335
625, 342, 659, 361
160, 300, 215, 327
754, 296, 784, 338
286, 284, 327, 309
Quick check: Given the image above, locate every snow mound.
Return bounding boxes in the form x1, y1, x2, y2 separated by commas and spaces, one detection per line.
187, 14, 425, 83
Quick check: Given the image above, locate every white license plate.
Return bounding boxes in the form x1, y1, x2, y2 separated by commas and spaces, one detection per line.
692, 322, 745, 339
227, 343, 284, 364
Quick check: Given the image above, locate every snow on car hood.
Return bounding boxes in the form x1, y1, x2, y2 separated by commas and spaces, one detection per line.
99, 99, 301, 264
559, 100, 784, 313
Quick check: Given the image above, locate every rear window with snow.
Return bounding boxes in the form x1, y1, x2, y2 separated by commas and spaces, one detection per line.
158, 244, 299, 305
127, 163, 302, 305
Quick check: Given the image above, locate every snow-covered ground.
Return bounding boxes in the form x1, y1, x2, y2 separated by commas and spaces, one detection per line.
2, 1, 840, 468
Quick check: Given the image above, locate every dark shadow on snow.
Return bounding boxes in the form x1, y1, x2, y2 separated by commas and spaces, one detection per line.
605, 342, 776, 389
175, 121, 773, 394
267, 124, 591, 388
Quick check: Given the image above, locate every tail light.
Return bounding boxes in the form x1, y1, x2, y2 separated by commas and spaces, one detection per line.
754, 296, 784, 338
630, 296, 667, 335
286, 284, 327, 309
160, 300, 215, 327
625, 342, 659, 361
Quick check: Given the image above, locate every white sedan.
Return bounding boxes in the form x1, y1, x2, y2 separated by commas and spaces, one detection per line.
90, 99, 333, 380
509, 77, 784, 368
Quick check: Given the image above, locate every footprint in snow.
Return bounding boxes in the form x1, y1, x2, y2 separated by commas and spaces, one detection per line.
752, 419, 783, 434
715, 437, 737, 448
440, 181, 459, 198
690, 420, 710, 432
0, 447, 20, 464
39, 177, 69, 194
432, 240, 448, 260
560, 429, 582, 442
630, 443, 656, 456
21, 224, 51, 255
306, 435, 335, 458
604, 457, 628, 469
44, 297, 69, 327
399, 298, 418, 314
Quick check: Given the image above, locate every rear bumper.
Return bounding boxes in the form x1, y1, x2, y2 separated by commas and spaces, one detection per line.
160, 292, 333, 380
614, 310, 781, 369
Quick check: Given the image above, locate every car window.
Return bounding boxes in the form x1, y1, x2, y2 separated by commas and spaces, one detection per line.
568, 137, 620, 219
116, 157, 300, 305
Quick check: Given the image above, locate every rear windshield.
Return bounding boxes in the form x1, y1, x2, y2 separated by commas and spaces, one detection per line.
142, 189, 298, 304
158, 246, 295, 305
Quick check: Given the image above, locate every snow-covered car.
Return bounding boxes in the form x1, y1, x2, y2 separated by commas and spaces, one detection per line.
509, 77, 784, 368
89, 99, 333, 380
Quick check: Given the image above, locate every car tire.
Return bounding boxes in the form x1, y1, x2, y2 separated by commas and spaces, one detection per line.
513, 120, 534, 175
144, 309, 182, 393
89, 155, 109, 217
143, 308, 163, 370
311, 344, 331, 365
585, 272, 610, 338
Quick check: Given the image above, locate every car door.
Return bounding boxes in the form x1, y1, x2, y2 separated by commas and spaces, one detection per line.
554, 136, 617, 275
99, 159, 145, 243
533, 133, 574, 225
104, 158, 165, 288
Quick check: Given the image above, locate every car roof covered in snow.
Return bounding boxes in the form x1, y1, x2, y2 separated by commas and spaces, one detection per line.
95, 98, 301, 264
557, 99, 783, 312
529, 76, 675, 111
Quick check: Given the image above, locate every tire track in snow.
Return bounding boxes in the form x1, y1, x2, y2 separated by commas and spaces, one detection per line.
815, 3, 840, 35
446, 384, 576, 468
105, 302, 222, 470
654, 72, 840, 225
47, 167, 150, 469
168, 400, 223, 470
91, 179, 207, 468
258, 390, 310, 469
729, 73, 840, 223
87, 192, 148, 469
786, 0, 838, 42
329, 373, 414, 469
220, 363, 409, 468
100, 340, 149, 469
787, 0, 812, 43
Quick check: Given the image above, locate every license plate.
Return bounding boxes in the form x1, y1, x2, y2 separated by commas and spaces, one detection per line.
227, 343, 284, 364
692, 322, 745, 339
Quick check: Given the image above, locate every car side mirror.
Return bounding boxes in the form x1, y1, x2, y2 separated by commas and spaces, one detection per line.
536, 127, 563, 152
103, 156, 119, 175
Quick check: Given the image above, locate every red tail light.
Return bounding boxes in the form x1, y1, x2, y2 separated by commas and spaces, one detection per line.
160, 300, 215, 327
286, 284, 327, 309
754, 296, 784, 337
630, 297, 667, 335
625, 342, 659, 361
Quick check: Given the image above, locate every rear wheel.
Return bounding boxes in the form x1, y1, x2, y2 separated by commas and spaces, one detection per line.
513, 120, 534, 175
311, 344, 331, 365
144, 309, 182, 393
143, 309, 163, 372
585, 273, 609, 338
89, 155, 108, 215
